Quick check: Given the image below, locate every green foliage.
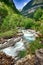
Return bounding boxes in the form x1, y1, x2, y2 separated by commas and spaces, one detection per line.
39, 20, 43, 34
1, 14, 17, 32
0, 4, 8, 25
0, 0, 12, 4
18, 50, 27, 58
0, 1, 43, 38
0, 30, 17, 38
24, 18, 34, 29
29, 39, 43, 54
34, 8, 43, 21
41, 15, 43, 20
0, 0, 20, 14
0, 7, 8, 17
0, 1, 20, 32
32, 21, 41, 31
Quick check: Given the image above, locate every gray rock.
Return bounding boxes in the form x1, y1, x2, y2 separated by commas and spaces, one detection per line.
15, 55, 35, 65
35, 49, 43, 65
0, 37, 21, 49
17, 33, 23, 36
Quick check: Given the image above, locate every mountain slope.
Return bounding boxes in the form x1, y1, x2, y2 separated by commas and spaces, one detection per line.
22, 0, 43, 11
22, 0, 43, 17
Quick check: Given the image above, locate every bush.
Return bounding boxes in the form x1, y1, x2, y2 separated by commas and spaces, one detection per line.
18, 50, 27, 58
1, 14, 18, 32
0, 5, 8, 25
39, 21, 43, 34
24, 18, 34, 29
0, 30, 17, 38
41, 15, 43, 20
34, 8, 42, 21
29, 39, 43, 54
32, 21, 41, 31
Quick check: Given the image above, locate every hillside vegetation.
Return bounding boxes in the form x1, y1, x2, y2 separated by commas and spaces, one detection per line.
0, 0, 34, 38
0, 0, 43, 38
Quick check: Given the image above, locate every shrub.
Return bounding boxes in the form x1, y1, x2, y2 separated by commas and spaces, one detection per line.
0, 30, 17, 38
0, 6, 8, 25
18, 50, 27, 58
29, 39, 43, 54
24, 18, 34, 29
32, 22, 40, 31
34, 8, 42, 21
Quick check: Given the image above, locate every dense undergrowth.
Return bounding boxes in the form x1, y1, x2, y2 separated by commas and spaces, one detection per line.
0, 0, 43, 38
29, 38, 43, 54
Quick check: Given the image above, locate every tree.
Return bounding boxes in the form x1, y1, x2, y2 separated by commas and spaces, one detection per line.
24, 18, 34, 29
34, 8, 42, 21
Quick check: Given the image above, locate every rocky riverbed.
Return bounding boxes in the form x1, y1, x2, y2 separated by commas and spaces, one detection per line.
0, 29, 39, 57
0, 52, 15, 65
0, 49, 43, 65
0, 29, 43, 65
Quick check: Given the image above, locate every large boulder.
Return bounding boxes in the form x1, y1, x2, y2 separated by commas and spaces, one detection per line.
35, 49, 43, 65
0, 52, 15, 65
0, 37, 21, 49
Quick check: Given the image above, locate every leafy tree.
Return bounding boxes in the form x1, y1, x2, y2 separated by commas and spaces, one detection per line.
24, 18, 34, 29
0, 7, 8, 25
34, 8, 42, 21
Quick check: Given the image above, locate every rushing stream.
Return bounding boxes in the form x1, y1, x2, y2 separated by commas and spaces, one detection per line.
22, 30, 36, 42
2, 39, 25, 57
1, 30, 37, 57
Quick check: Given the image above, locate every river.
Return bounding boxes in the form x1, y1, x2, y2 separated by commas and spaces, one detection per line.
0, 30, 37, 58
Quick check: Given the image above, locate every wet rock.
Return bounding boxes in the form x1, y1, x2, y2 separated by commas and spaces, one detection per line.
0, 38, 7, 44
40, 40, 43, 44
0, 52, 15, 65
15, 55, 35, 65
36, 32, 43, 38
35, 49, 43, 65
17, 33, 23, 37
0, 37, 21, 49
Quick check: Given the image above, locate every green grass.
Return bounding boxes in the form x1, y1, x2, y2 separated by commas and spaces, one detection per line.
29, 39, 43, 54
0, 30, 17, 38
18, 50, 27, 58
